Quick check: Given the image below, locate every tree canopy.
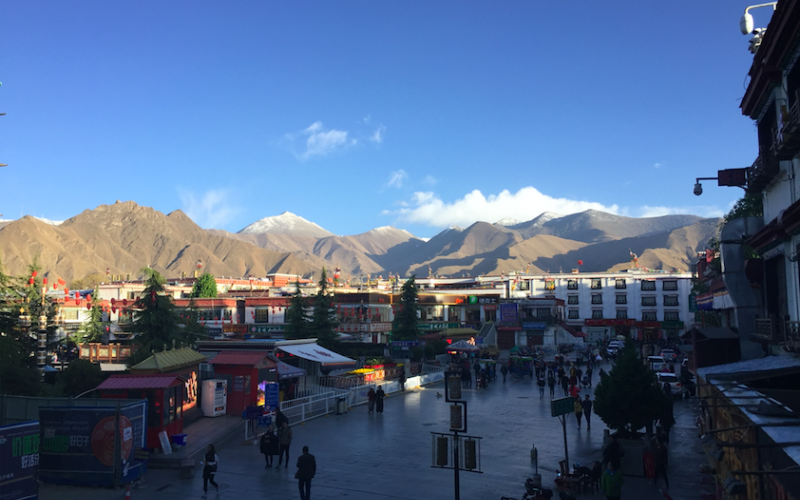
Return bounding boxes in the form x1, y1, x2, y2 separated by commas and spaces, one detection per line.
392, 276, 420, 341
190, 272, 218, 298
75, 287, 106, 344
593, 340, 668, 436
284, 281, 310, 339
311, 268, 339, 350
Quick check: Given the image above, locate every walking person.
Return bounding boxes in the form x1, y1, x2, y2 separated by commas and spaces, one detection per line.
582, 394, 593, 430
260, 424, 279, 468
275, 408, 289, 429
399, 371, 406, 393
473, 361, 481, 384
537, 374, 545, 398
276, 421, 293, 470
561, 374, 569, 397
586, 365, 593, 387
603, 435, 623, 470
201, 444, 219, 494
295, 445, 316, 500
574, 396, 584, 430
651, 439, 669, 490
500, 362, 508, 383
601, 461, 624, 500
375, 385, 386, 414
660, 400, 675, 444
367, 387, 376, 414
548, 373, 556, 399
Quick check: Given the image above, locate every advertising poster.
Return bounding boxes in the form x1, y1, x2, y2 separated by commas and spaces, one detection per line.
39, 402, 146, 486
0, 420, 39, 500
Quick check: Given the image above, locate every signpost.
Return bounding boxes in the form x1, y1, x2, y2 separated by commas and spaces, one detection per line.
430, 371, 483, 500
551, 397, 574, 470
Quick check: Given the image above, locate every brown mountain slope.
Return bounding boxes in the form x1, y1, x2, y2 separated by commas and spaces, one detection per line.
0, 201, 328, 281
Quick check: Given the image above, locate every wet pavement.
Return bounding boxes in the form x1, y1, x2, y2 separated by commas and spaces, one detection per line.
40, 362, 708, 500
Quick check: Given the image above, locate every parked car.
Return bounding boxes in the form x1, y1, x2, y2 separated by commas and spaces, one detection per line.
647, 355, 666, 372
660, 349, 678, 362
658, 372, 681, 398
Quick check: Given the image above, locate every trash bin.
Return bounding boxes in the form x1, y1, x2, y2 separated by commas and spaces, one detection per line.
173, 433, 188, 447
335, 397, 347, 415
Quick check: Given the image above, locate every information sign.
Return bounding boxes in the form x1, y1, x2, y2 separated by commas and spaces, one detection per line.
446, 374, 462, 401
265, 382, 279, 411
0, 420, 39, 500
550, 397, 575, 417
133, 447, 150, 462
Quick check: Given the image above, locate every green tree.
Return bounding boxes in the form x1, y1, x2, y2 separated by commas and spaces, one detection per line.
392, 276, 420, 341
190, 272, 218, 298
593, 340, 668, 436
75, 287, 106, 344
128, 268, 192, 366
182, 297, 209, 339
284, 281, 310, 339
724, 192, 763, 223
311, 268, 339, 350
56, 358, 107, 397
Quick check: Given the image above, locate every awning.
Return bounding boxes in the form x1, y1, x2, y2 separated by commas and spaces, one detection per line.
275, 361, 306, 380
447, 340, 480, 352
276, 343, 356, 367
97, 374, 185, 390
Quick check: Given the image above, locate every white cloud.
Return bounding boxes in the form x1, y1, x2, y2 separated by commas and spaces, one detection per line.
281, 122, 353, 160
422, 175, 437, 186
386, 186, 620, 228
178, 188, 241, 229
638, 205, 724, 218
654, 162, 663, 169
371, 126, 386, 144
387, 170, 408, 188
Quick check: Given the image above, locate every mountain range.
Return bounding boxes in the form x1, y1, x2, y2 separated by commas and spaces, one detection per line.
0, 201, 720, 283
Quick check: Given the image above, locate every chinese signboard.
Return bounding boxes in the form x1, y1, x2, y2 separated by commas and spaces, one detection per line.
418, 322, 460, 331
223, 324, 248, 334
499, 303, 519, 325
551, 397, 575, 417
521, 322, 547, 330
0, 420, 39, 500
248, 325, 284, 334
467, 296, 498, 305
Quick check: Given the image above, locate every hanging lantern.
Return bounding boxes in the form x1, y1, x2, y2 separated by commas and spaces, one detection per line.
122, 299, 127, 307
53, 284, 57, 290
86, 302, 91, 310
28, 277, 34, 285
87, 294, 92, 302
64, 288, 69, 296
577, 260, 584, 266
43, 278, 48, 286
112, 306, 116, 314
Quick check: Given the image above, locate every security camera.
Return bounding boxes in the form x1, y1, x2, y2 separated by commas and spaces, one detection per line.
694, 183, 703, 196
740, 11, 754, 35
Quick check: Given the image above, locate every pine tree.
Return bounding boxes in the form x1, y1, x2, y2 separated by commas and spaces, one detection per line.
311, 268, 339, 350
182, 297, 208, 340
190, 272, 218, 298
0, 256, 41, 395
75, 287, 105, 344
593, 340, 669, 436
392, 276, 420, 341
128, 268, 187, 366
284, 281, 310, 339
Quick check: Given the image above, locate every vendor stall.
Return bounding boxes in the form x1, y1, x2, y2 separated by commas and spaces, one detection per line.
130, 347, 207, 419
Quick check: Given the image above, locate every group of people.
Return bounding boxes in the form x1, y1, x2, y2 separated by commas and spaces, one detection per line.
366, 385, 386, 414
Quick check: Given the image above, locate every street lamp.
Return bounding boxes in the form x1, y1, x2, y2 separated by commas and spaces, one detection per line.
693, 168, 750, 196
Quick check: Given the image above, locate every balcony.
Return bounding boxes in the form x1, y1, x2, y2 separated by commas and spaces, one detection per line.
774, 90, 800, 161
747, 148, 781, 193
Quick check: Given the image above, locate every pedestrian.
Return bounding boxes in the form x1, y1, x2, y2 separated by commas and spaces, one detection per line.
561, 374, 569, 396
586, 365, 593, 387
651, 439, 669, 490
582, 395, 593, 430
295, 445, 316, 500
600, 461, 624, 500
367, 387, 376, 414
537, 374, 545, 397
660, 400, 675, 444
375, 385, 386, 414
548, 373, 556, 398
574, 396, 583, 430
500, 362, 508, 383
473, 361, 481, 383
461, 367, 471, 388
201, 444, 219, 494
260, 424, 279, 468
603, 435, 623, 470
569, 383, 580, 399
276, 421, 293, 470
399, 371, 406, 393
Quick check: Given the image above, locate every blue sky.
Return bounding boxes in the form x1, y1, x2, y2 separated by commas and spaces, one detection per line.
0, 1, 776, 238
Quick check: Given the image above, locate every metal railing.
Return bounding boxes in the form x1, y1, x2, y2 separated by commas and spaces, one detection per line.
280, 388, 340, 426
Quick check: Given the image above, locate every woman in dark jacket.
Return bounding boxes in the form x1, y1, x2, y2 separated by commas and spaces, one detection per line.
260, 424, 279, 468
375, 385, 386, 414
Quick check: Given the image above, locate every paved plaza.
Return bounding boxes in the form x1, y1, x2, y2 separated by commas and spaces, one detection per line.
40, 364, 707, 500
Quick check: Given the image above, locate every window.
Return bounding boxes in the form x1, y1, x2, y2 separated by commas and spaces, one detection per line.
642, 311, 657, 321
543, 280, 555, 291
662, 280, 678, 291
615, 295, 627, 305
519, 280, 530, 291
641, 281, 656, 291
664, 311, 680, 321
591, 309, 604, 319
536, 308, 551, 319
616, 309, 628, 319
641, 296, 657, 307
64, 309, 79, 320
568, 309, 580, 319
255, 308, 269, 323
663, 295, 679, 307
615, 279, 627, 289
567, 280, 578, 290
591, 279, 602, 290
591, 294, 603, 305
128, 291, 136, 300
568, 295, 579, 305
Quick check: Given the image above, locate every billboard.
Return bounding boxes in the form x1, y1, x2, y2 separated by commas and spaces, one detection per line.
498, 303, 519, 325
0, 420, 39, 500
39, 401, 147, 486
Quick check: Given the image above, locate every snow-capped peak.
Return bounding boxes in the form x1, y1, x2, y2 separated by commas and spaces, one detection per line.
34, 217, 64, 226
238, 211, 333, 237
495, 217, 521, 227
368, 226, 417, 238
